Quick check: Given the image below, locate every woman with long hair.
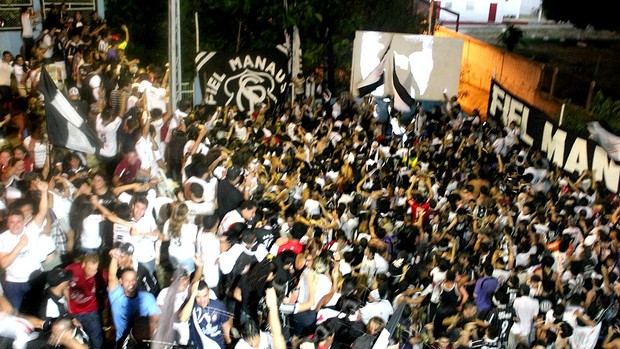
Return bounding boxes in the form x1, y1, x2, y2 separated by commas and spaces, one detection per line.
163, 202, 198, 273
12, 55, 30, 97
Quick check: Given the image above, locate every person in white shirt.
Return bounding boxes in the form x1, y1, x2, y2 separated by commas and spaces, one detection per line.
73, 194, 133, 255
162, 203, 198, 273
510, 284, 540, 347
95, 109, 122, 173
360, 284, 394, 324
156, 258, 203, 346
135, 108, 166, 179
21, 7, 39, 62
286, 256, 332, 347
0, 181, 48, 312
198, 215, 221, 289
303, 190, 321, 218
0, 51, 14, 100
217, 200, 258, 236
125, 195, 161, 274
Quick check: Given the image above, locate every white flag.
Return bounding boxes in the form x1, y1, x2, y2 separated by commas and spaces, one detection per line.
588, 121, 620, 162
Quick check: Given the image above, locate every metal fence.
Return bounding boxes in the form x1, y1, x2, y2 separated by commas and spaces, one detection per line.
0, 0, 33, 31
181, 81, 194, 103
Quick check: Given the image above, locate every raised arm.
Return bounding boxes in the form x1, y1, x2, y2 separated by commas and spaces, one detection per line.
179, 281, 198, 322
121, 24, 130, 46
32, 180, 49, 228
265, 288, 286, 349
108, 249, 120, 291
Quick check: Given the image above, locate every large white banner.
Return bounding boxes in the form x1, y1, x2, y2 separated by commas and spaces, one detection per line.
351, 31, 464, 111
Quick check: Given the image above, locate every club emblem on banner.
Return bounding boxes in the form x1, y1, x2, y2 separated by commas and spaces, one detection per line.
196, 49, 289, 113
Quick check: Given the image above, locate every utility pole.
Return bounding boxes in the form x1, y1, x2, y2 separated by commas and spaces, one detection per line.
428, 0, 434, 34
168, 0, 182, 110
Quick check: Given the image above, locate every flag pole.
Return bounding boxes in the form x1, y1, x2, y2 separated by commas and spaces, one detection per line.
195, 12, 200, 53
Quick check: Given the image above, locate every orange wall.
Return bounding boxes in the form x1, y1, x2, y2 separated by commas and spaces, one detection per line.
434, 26, 563, 119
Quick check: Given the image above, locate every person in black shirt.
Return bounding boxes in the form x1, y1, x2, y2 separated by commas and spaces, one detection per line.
39, 267, 73, 322
484, 291, 516, 348
255, 209, 279, 250
216, 166, 245, 220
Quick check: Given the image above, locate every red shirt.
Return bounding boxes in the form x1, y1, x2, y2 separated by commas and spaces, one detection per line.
113, 157, 141, 184
278, 240, 304, 255
65, 262, 99, 314
407, 198, 431, 223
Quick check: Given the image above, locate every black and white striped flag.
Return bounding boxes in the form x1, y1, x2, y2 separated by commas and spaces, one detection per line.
38, 67, 100, 154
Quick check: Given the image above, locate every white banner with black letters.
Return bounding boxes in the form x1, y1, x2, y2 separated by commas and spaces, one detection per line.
488, 79, 620, 193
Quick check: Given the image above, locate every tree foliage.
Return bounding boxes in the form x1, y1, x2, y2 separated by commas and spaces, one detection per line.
542, 0, 619, 31
105, 0, 427, 91
104, 0, 168, 68
497, 24, 523, 52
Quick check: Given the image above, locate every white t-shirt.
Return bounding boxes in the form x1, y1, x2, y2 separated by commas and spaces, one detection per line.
304, 199, 321, 217
95, 115, 122, 158
198, 231, 220, 288
511, 296, 540, 336
157, 286, 189, 313
184, 176, 217, 206
429, 268, 447, 303
0, 224, 44, 282
217, 209, 245, 236
81, 214, 104, 249
113, 222, 130, 245
145, 86, 167, 113
127, 95, 139, 111
0, 62, 13, 87
360, 299, 394, 324
89, 74, 101, 102
42, 33, 54, 59
184, 200, 215, 226
297, 270, 332, 310
235, 332, 273, 349
164, 221, 198, 262
23, 137, 47, 169
21, 12, 34, 38
126, 214, 159, 263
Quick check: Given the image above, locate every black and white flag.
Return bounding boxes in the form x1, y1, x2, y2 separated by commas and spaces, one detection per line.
38, 67, 100, 154
351, 31, 464, 110
195, 48, 289, 113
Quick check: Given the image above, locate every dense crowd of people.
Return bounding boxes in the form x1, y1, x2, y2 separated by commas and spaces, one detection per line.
2, 4, 620, 349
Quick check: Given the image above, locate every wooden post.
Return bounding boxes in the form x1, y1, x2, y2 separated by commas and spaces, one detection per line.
549, 66, 559, 98
586, 81, 596, 112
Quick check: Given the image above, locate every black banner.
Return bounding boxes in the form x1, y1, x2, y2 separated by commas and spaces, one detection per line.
487, 79, 620, 193
195, 49, 289, 113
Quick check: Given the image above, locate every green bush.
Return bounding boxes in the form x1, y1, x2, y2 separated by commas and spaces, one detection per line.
560, 91, 620, 138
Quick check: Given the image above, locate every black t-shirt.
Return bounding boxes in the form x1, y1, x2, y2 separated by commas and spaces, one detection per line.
216, 179, 244, 219
485, 306, 516, 348
255, 227, 276, 250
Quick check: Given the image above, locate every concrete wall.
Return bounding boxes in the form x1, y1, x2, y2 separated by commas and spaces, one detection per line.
439, 0, 533, 24
520, 0, 541, 17
434, 26, 562, 118
0, 0, 104, 58
0, 1, 44, 57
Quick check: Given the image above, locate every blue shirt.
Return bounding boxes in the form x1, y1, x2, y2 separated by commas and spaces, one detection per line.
109, 285, 161, 341
474, 276, 499, 312
189, 299, 230, 348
